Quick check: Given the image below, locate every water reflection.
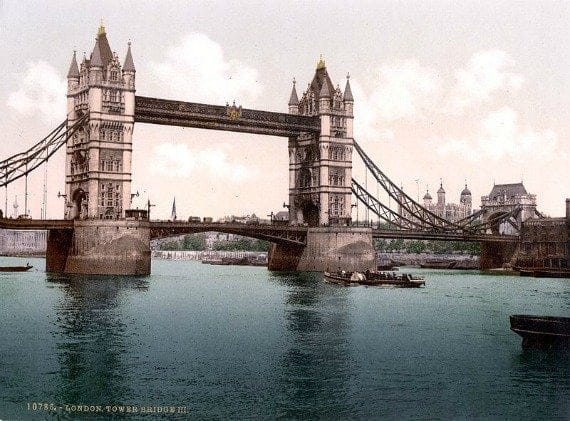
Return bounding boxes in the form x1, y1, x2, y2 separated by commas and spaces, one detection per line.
270, 272, 356, 418
509, 349, 570, 416
47, 274, 148, 407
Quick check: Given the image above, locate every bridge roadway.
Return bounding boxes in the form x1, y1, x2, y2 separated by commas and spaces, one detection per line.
0, 218, 518, 245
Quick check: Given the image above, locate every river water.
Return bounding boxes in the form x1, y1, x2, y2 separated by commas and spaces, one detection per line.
0, 256, 568, 420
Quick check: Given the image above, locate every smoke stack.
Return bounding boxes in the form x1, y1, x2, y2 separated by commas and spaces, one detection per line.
566, 198, 570, 219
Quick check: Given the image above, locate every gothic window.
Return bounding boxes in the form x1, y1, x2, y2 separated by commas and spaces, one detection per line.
107, 184, 114, 206
110, 70, 118, 81
110, 90, 118, 102
100, 184, 106, 206
299, 168, 311, 188
329, 167, 345, 186
329, 195, 345, 217
311, 172, 319, 187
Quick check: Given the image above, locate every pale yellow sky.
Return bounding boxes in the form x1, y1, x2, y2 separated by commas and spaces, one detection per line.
1, 1, 568, 219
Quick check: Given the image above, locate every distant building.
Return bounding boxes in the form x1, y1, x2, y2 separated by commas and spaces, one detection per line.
514, 199, 570, 271
421, 182, 472, 222
0, 229, 47, 255
480, 182, 537, 234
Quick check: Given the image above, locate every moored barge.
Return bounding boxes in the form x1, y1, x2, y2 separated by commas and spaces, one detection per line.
510, 315, 570, 350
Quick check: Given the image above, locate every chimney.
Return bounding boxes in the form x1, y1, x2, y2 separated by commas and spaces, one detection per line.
566, 198, 570, 219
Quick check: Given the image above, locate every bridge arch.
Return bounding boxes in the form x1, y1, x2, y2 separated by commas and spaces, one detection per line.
487, 211, 517, 235
70, 188, 86, 220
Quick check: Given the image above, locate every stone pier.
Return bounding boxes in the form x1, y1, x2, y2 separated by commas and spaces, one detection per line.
268, 227, 376, 272
480, 241, 518, 270
46, 220, 151, 275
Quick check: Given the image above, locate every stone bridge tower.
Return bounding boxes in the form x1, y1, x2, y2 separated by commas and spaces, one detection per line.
480, 182, 537, 234
287, 58, 354, 227
65, 23, 135, 220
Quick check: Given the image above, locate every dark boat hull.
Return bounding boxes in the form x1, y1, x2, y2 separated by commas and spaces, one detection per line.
323, 271, 424, 288
0, 265, 33, 272
510, 315, 570, 350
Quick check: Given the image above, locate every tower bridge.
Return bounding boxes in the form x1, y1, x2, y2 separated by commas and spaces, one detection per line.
0, 24, 539, 275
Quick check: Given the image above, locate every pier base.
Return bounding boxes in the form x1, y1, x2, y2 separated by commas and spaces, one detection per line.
480, 241, 518, 270
268, 227, 376, 272
47, 220, 151, 275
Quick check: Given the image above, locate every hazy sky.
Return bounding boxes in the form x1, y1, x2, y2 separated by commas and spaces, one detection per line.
1, 1, 568, 219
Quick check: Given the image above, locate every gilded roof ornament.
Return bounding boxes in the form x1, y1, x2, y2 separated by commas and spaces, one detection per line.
97, 19, 106, 36
316, 55, 325, 70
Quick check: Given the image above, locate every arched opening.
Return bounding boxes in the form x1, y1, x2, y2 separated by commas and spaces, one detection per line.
70, 188, 86, 220
488, 211, 517, 235
301, 201, 320, 227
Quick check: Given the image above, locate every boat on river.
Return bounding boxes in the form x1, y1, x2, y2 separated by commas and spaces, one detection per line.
323, 270, 425, 288
510, 315, 570, 350
0, 263, 33, 272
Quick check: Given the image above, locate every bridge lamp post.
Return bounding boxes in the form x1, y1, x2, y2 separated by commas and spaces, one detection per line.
351, 203, 358, 227
267, 212, 274, 223
147, 199, 156, 221
57, 191, 67, 220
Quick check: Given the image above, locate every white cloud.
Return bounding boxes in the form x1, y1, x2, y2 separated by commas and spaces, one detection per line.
448, 50, 523, 111
152, 33, 262, 104
7, 61, 66, 123
150, 142, 255, 182
436, 107, 558, 162
364, 59, 441, 122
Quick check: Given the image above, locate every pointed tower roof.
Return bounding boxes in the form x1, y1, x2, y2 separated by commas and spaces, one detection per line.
288, 78, 299, 106
437, 182, 445, 194
343, 73, 354, 102
319, 74, 331, 98
90, 21, 113, 68
123, 42, 135, 72
309, 56, 335, 102
67, 51, 80, 78
90, 37, 103, 67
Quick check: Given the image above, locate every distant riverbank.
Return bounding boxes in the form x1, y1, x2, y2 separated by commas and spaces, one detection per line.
378, 252, 479, 269
152, 250, 267, 261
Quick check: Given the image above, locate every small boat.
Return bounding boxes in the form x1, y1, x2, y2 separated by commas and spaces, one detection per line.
420, 259, 456, 269
517, 267, 570, 279
510, 315, 570, 350
323, 270, 425, 288
0, 263, 33, 272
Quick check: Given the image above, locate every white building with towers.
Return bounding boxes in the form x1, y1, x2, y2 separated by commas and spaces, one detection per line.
64, 22, 135, 220
421, 182, 472, 222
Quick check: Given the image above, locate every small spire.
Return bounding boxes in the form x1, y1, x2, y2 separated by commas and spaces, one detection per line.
343, 73, 354, 102
123, 41, 135, 72
316, 54, 325, 70
67, 50, 80, 78
288, 77, 299, 106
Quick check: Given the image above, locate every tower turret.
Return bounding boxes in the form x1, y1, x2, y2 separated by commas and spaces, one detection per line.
67, 51, 80, 89
460, 183, 472, 205
437, 181, 446, 206
423, 189, 433, 207
123, 42, 136, 89
288, 78, 299, 114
